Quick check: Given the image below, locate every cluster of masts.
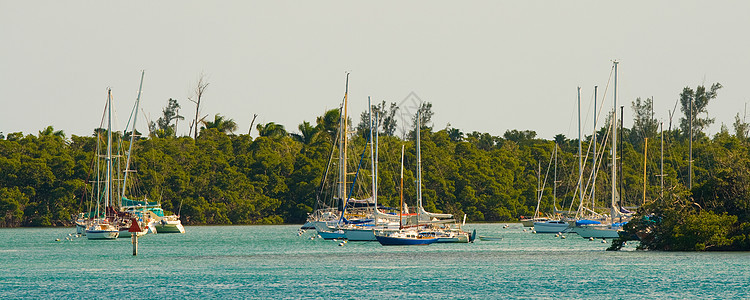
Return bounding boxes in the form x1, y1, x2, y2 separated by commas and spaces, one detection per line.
305, 73, 474, 245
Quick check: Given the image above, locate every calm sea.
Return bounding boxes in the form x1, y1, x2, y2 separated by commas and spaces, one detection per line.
0, 224, 748, 299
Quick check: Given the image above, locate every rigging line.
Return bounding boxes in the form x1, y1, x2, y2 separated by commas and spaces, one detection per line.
316, 102, 345, 210
576, 121, 612, 218
338, 131, 372, 224
535, 144, 556, 218
566, 64, 615, 213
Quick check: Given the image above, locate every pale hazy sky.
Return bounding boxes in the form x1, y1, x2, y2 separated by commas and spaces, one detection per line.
2, 1, 748, 140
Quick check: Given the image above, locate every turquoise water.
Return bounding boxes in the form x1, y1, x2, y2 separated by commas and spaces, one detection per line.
1, 224, 748, 299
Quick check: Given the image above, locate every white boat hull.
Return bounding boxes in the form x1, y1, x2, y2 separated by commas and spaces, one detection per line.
86, 230, 119, 240
521, 218, 548, 227
533, 221, 571, 233
155, 222, 184, 233
76, 222, 87, 235
318, 230, 346, 240
573, 225, 622, 239
343, 227, 377, 241
313, 221, 337, 233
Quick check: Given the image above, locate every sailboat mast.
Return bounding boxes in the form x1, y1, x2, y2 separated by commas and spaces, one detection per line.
553, 144, 558, 211
577, 87, 583, 214
535, 161, 541, 218
620, 106, 624, 213
400, 144, 404, 229
592, 86, 597, 212
339, 74, 349, 204
368, 97, 378, 222
95, 129, 101, 218
611, 60, 618, 219
416, 110, 422, 224
106, 89, 113, 214
122, 70, 144, 200
375, 111, 379, 206
688, 92, 693, 190
643, 138, 648, 205
660, 122, 664, 200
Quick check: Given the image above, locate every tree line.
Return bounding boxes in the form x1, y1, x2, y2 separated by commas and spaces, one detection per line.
1, 82, 749, 252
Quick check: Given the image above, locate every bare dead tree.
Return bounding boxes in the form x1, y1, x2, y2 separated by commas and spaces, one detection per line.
188, 73, 209, 140
248, 113, 258, 136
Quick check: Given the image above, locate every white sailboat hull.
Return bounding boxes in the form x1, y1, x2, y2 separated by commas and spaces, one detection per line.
533, 221, 571, 233
573, 224, 622, 239
76, 222, 87, 235
155, 221, 184, 233
86, 229, 119, 240
343, 227, 377, 241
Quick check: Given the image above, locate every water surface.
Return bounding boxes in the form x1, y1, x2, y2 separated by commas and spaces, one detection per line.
0, 224, 747, 299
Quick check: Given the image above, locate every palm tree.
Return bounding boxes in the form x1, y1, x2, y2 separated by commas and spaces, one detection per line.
447, 127, 464, 142
38, 125, 65, 139
316, 109, 340, 143
290, 121, 319, 144
256, 122, 287, 138
201, 114, 238, 135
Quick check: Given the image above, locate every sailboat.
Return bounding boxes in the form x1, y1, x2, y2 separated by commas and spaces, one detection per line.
117, 71, 158, 238
340, 97, 402, 241
375, 110, 466, 245
533, 144, 572, 233
376, 115, 434, 246
520, 163, 549, 227
310, 75, 383, 240
573, 60, 630, 239
85, 89, 120, 240
375, 229, 438, 246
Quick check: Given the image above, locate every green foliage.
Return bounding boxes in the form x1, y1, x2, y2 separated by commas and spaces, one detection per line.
201, 114, 238, 135
149, 98, 184, 138
733, 113, 749, 140
679, 83, 722, 135
631, 97, 657, 144
4, 81, 749, 254
256, 122, 287, 138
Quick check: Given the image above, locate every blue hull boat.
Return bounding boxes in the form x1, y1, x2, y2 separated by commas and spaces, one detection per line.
375, 234, 438, 246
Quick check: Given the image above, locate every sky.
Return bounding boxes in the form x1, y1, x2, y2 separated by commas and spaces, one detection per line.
2, 1, 749, 140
